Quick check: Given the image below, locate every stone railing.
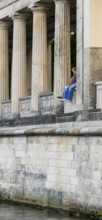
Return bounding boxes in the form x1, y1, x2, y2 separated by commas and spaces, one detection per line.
19, 96, 31, 117
39, 92, 55, 115
95, 82, 102, 109
2, 100, 12, 119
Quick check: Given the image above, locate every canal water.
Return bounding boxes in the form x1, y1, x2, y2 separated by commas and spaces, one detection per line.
0, 203, 82, 220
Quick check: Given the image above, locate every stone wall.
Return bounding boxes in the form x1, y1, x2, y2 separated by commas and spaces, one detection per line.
0, 122, 102, 211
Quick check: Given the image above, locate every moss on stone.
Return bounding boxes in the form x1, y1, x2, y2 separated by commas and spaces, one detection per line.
0, 197, 102, 219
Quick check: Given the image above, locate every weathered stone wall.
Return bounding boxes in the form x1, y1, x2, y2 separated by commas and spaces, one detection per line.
0, 122, 102, 211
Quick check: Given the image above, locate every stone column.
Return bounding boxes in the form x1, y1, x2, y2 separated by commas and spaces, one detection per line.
31, 4, 48, 113
0, 21, 9, 117
82, 0, 102, 109
54, 0, 71, 105
47, 40, 53, 92
76, 0, 83, 108
11, 14, 26, 115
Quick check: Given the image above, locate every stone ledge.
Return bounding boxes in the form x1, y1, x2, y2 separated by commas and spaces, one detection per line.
39, 92, 53, 97
0, 120, 102, 136
0, 109, 102, 128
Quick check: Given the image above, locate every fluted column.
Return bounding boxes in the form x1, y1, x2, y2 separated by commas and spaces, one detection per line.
54, 0, 71, 105
47, 40, 53, 92
31, 4, 48, 112
11, 14, 26, 115
0, 21, 9, 117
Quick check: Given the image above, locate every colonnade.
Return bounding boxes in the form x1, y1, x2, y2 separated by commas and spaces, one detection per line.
0, 0, 71, 117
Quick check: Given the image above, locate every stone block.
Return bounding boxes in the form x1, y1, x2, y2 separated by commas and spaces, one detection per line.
61, 153, 74, 161
95, 82, 102, 109
47, 167, 60, 175
92, 171, 101, 180
48, 144, 68, 153
14, 137, 27, 144
67, 169, 76, 177
67, 184, 76, 193
47, 151, 57, 160
15, 150, 26, 158
0, 137, 13, 144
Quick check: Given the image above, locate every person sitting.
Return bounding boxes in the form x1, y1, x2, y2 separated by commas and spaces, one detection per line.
57, 67, 76, 102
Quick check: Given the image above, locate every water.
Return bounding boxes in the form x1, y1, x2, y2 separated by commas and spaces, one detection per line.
0, 203, 82, 220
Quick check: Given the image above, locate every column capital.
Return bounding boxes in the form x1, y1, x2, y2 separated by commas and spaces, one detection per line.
0, 20, 10, 29
11, 12, 27, 21
29, 3, 49, 13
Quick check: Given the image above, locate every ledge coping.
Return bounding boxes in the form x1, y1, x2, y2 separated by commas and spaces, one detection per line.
19, 96, 31, 101
95, 81, 102, 85
39, 92, 53, 97
0, 120, 102, 136
2, 100, 11, 104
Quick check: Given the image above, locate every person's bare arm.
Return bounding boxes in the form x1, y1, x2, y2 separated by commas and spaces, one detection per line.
69, 76, 74, 85
65, 76, 73, 88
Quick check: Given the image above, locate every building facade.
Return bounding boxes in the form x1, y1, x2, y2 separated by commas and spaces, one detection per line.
0, 0, 101, 122
0, 0, 102, 213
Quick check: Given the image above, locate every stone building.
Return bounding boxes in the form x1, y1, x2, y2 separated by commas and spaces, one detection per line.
0, 0, 74, 121
0, 0, 102, 122
0, 0, 102, 213
0, 0, 101, 124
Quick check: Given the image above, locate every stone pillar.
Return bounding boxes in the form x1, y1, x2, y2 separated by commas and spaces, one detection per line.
11, 14, 26, 115
31, 4, 48, 113
54, 0, 71, 105
0, 21, 9, 117
47, 40, 53, 92
81, 0, 102, 109
76, 0, 83, 108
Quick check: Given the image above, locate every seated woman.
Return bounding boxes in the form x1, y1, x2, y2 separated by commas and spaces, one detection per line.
57, 67, 76, 102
